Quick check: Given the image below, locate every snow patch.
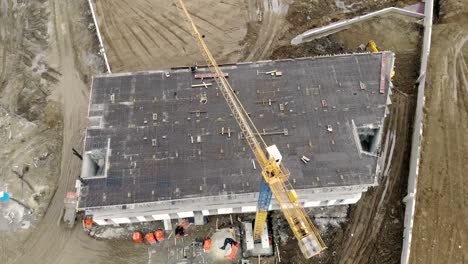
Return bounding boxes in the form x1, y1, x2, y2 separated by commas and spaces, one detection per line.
315, 217, 346, 233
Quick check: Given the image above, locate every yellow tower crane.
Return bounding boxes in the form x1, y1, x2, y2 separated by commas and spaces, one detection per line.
175, 0, 326, 258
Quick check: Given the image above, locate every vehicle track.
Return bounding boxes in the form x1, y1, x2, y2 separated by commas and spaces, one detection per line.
94, 0, 258, 72
410, 20, 468, 264
10, 0, 104, 262
245, 0, 289, 61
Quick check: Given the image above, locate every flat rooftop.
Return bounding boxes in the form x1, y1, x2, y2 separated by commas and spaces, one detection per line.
79, 53, 394, 208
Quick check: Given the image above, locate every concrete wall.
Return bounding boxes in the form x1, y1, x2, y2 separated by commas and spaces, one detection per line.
291, 7, 424, 45
401, 0, 433, 263
84, 186, 368, 225
87, 0, 111, 73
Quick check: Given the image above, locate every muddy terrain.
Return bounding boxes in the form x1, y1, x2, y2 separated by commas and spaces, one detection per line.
0, 0, 102, 262
0, 0, 62, 259
410, 1, 468, 263
94, 0, 293, 72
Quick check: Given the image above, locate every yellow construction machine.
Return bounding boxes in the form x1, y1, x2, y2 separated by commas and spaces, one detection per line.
366, 40, 395, 78
175, 0, 326, 259
367, 40, 379, 52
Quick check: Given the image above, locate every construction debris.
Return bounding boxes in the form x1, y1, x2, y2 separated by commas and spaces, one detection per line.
301, 155, 311, 164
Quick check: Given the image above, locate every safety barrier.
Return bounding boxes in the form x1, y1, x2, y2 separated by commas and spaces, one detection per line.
401, 0, 433, 263
87, 0, 112, 73
291, 7, 424, 45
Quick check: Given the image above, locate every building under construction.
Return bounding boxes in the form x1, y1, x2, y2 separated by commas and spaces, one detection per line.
77, 52, 394, 226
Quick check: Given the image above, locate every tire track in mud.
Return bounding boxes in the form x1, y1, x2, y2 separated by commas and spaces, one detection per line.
103, 0, 186, 63
244, 0, 287, 61
127, 25, 153, 58
136, 15, 181, 50
136, 0, 192, 42
105, 0, 144, 60
94, 0, 254, 72
136, 23, 162, 49
0, 0, 11, 85
104, 0, 164, 64
12, 0, 98, 262
0, 0, 27, 99
337, 93, 410, 264
160, 12, 192, 41
131, 4, 185, 47
96, 0, 127, 67
410, 23, 468, 264
440, 35, 466, 263
434, 43, 464, 262
189, 11, 226, 33
106, 1, 164, 51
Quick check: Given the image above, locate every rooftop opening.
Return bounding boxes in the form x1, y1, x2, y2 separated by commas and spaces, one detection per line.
81, 138, 110, 179
357, 125, 381, 154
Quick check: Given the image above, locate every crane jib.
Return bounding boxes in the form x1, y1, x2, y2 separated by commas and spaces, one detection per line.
175, 0, 326, 258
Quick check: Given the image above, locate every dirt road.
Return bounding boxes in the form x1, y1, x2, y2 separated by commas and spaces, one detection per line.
0, 0, 63, 261
410, 4, 468, 263
10, 0, 103, 262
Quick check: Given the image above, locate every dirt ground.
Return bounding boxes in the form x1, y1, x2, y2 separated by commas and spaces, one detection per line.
0, 0, 432, 263
0, 0, 62, 259
409, 1, 468, 263
0, 0, 103, 262
94, 0, 292, 72
94, 0, 420, 73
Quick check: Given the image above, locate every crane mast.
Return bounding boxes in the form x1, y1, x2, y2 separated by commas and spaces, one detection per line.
175, 0, 326, 258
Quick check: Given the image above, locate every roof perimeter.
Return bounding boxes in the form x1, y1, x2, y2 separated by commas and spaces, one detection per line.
79, 53, 394, 208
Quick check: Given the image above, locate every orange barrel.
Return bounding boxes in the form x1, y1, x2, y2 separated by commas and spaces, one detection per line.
224, 243, 239, 260
203, 238, 212, 252
154, 229, 164, 241
145, 233, 156, 244
133, 231, 143, 243
84, 216, 93, 229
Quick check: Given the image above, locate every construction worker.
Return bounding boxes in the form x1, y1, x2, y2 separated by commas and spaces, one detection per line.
175, 225, 185, 237
220, 238, 239, 260
219, 238, 238, 250
175, 219, 190, 237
